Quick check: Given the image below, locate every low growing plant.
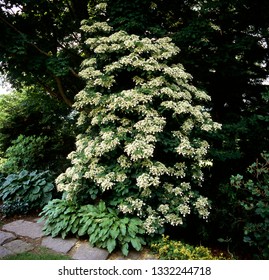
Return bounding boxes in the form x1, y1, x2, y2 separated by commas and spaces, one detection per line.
150, 235, 227, 260
0, 199, 29, 217
0, 170, 55, 214
40, 199, 146, 256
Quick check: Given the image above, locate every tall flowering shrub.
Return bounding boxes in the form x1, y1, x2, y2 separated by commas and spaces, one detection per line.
55, 18, 220, 236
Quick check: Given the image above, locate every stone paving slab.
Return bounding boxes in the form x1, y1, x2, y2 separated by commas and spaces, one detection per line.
41, 236, 77, 254
3, 239, 35, 254
2, 220, 44, 239
0, 246, 13, 258
72, 241, 109, 260
0, 231, 16, 245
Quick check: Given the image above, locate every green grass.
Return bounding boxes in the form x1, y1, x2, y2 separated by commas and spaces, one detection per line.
1, 246, 72, 260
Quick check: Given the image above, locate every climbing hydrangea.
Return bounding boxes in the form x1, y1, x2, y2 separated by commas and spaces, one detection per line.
56, 14, 220, 235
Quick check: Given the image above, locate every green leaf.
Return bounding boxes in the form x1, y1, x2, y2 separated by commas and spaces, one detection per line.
89, 231, 99, 244
43, 183, 54, 192
127, 224, 137, 238
121, 243, 129, 256
2, 174, 17, 188
78, 226, 87, 236
71, 219, 80, 234
97, 201, 106, 212
19, 170, 28, 179
32, 186, 41, 194
217, 238, 226, 243
130, 237, 142, 251
119, 223, 127, 236
87, 223, 97, 235
110, 226, 120, 239
106, 238, 116, 253
37, 179, 47, 186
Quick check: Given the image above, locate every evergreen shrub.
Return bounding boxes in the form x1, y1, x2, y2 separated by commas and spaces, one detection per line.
0, 135, 50, 174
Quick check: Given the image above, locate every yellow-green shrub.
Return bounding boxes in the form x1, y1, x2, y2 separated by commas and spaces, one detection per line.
151, 235, 227, 260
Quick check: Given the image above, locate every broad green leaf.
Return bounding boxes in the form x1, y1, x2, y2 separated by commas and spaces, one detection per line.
130, 238, 142, 251
119, 223, 127, 236
18, 170, 28, 179
87, 223, 97, 235
98, 201, 106, 212
32, 185, 41, 194
106, 238, 116, 253
110, 227, 120, 239
121, 243, 129, 256
89, 231, 99, 244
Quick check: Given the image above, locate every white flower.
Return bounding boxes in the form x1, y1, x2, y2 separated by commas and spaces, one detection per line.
134, 115, 166, 134
143, 215, 164, 234
118, 197, 145, 217
136, 173, 160, 189
124, 139, 155, 161
178, 204, 191, 217
164, 214, 183, 226
195, 196, 211, 219
158, 204, 170, 214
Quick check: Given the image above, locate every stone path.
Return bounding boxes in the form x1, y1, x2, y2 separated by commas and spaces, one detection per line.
0, 219, 156, 260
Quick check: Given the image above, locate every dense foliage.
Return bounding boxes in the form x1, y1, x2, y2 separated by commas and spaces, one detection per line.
0, 170, 55, 216
40, 199, 145, 255
151, 235, 227, 260
55, 11, 220, 236
0, 0, 268, 259
228, 153, 269, 259
0, 87, 76, 175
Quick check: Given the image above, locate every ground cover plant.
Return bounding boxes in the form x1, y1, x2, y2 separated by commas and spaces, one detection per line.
1, 246, 71, 260
0, 170, 55, 216
150, 235, 228, 260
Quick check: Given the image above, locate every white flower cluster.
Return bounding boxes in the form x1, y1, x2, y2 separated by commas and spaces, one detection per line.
181, 119, 194, 133
176, 137, 195, 157
118, 197, 145, 217
157, 204, 170, 214
124, 138, 155, 161
194, 196, 211, 219
164, 214, 183, 226
106, 89, 152, 112
137, 173, 160, 190
134, 115, 166, 134
81, 21, 112, 34
143, 214, 165, 234
178, 204, 191, 217
170, 162, 187, 179
149, 161, 169, 176
82, 131, 120, 158
162, 65, 191, 81
55, 165, 83, 196
84, 161, 127, 192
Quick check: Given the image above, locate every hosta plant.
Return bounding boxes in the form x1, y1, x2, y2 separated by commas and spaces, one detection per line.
40, 199, 146, 256
54, 2, 220, 241
0, 170, 55, 214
